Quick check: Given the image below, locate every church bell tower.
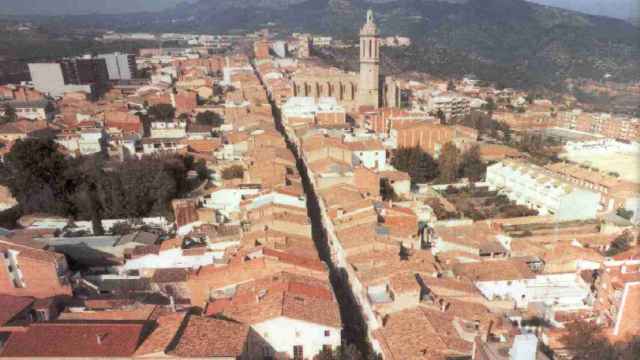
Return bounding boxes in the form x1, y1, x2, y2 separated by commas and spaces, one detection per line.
358, 9, 380, 109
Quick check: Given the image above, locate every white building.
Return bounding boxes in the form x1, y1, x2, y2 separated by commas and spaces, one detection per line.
122, 247, 222, 273
98, 52, 136, 80
140, 138, 186, 155
474, 272, 592, 310
3, 100, 51, 120
271, 40, 288, 58
201, 188, 261, 218
150, 121, 186, 139
349, 140, 386, 171
56, 129, 105, 156
486, 160, 601, 220
28, 63, 92, 97
281, 96, 346, 126
253, 316, 341, 359
429, 95, 470, 120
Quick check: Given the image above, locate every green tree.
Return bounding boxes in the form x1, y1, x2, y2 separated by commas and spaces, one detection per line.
221, 165, 244, 180
147, 103, 175, 122
380, 178, 398, 201
606, 232, 632, 257
5, 138, 71, 214
436, 109, 446, 125
483, 97, 497, 116
195, 111, 224, 127
458, 145, 486, 182
1, 104, 17, 123
391, 146, 439, 184
436, 142, 460, 184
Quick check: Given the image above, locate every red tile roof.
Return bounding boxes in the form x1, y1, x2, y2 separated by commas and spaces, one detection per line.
0, 322, 146, 357
170, 316, 249, 358
0, 295, 33, 326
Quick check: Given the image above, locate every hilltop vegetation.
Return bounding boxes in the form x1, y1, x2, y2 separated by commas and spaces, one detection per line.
2, 0, 639, 90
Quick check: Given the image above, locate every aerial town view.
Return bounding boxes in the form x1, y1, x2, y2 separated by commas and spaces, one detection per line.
0, 0, 638, 359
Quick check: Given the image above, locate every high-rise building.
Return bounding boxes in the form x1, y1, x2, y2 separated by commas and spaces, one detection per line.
29, 56, 109, 97
98, 52, 137, 80
358, 9, 381, 109
58, 57, 109, 87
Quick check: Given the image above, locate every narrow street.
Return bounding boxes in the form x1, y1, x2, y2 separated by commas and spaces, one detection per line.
254, 64, 376, 359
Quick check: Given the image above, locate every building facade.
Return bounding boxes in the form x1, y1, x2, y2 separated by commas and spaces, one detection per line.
486, 159, 601, 220
98, 52, 137, 80
358, 10, 381, 109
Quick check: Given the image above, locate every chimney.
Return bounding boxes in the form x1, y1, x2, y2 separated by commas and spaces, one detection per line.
169, 296, 176, 312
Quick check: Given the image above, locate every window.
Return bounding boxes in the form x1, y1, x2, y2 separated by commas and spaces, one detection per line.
293, 345, 303, 360
34, 310, 47, 321
324, 330, 331, 337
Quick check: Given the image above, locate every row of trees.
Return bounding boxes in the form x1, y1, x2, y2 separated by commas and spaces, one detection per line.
3, 138, 207, 233
457, 110, 512, 142
391, 144, 487, 185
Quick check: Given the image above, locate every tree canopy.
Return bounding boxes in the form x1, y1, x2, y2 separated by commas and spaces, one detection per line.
458, 145, 487, 182
195, 111, 224, 127
147, 103, 175, 122
436, 142, 460, 184
3, 138, 206, 230
391, 146, 439, 185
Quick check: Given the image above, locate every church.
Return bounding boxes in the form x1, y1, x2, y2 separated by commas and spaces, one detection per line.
292, 10, 400, 112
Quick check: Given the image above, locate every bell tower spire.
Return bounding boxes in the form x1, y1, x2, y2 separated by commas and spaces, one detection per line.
358, 9, 380, 109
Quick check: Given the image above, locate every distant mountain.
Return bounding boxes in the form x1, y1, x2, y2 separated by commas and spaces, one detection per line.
12, 0, 640, 89
0, 0, 195, 15
526, 0, 638, 21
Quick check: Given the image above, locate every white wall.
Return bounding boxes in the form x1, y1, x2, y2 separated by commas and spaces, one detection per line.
352, 150, 385, 171
122, 248, 220, 271
253, 317, 341, 359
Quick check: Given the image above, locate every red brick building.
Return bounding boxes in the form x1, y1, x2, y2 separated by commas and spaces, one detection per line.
395, 123, 455, 157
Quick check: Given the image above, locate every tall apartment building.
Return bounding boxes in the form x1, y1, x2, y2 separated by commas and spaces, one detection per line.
98, 52, 137, 80
556, 109, 640, 141
486, 159, 601, 220
430, 95, 471, 120
29, 56, 109, 97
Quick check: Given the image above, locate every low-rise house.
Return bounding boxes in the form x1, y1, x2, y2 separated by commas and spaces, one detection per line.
150, 120, 187, 139
141, 137, 187, 155
431, 222, 510, 258
373, 306, 474, 359
487, 159, 601, 220
1, 99, 51, 120
0, 238, 72, 299
453, 259, 592, 309
206, 271, 342, 359
169, 315, 254, 359
0, 322, 149, 357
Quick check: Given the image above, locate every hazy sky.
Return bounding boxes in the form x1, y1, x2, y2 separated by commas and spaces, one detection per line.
0, 0, 637, 20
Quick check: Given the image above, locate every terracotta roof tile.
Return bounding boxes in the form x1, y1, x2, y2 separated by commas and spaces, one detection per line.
170, 316, 249, 358
134, 312, 187, 357
0, 322, 147, 357
0, 295, 33, 326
